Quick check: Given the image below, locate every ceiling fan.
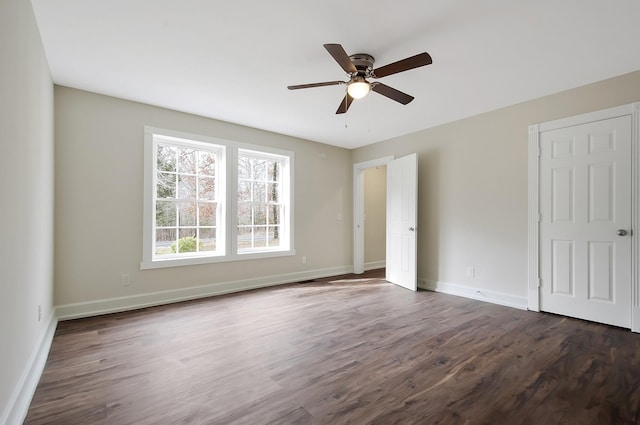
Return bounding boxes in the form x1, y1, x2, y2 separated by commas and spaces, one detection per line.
287, 43, 432, 114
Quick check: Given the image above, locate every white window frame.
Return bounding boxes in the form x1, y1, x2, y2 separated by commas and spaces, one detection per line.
141, 127, 295, 269
237, 148, 291, 255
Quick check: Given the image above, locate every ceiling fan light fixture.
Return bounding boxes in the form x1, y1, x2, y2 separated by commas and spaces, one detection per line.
287, 43, 432, 114
347, 77, 370, 99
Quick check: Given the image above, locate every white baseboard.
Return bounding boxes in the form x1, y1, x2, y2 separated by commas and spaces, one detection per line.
1, 312, 57, 425
419, 279, 528, 310
364, 260, 385, 271
56, 265, 354, 320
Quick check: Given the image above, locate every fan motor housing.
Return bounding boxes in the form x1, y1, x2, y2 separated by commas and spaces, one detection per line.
349, 53, 375, 74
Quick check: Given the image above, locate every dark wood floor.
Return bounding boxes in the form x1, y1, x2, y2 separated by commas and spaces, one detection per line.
25, 269, 640, 424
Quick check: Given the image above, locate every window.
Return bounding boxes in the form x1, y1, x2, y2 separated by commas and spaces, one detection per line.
237, 150, 286, 252
142, 127, 294, 269
154, 136, 223, 259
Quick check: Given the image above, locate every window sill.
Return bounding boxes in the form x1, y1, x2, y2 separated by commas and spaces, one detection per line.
140, 249, 296, 270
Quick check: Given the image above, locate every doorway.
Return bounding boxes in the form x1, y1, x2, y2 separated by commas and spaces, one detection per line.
363, 166, 387, 271
353, 156, 393, 274
354, 154, 418, 291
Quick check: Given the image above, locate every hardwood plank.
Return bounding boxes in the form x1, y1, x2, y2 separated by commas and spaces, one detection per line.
24, 270, 640, 424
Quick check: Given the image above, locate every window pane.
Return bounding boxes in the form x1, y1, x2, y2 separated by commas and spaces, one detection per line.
237, 226, 252, 249
155, 228, 176, 255
268, 227, 280, 247
254, 226, 267, 248
254, 204, 266, 225
200, 228, 216, 252
178, 175, 196, 199
238, 203, 252, 226
238, 156, 251, 180
253, 159, 267, 180
198, 176, 215, 201
157, 172, 176, 198
268, 205, 281, 225
156, 201, 176, 227
199, 202, 216, 226
198, 151, 216, 176
157, 144, 176, 172
178, 148, 196, 174
176, 228, 198, 253
179, 202, 197, 226
238, 180, 251, 202
253, 182, 266, 203
267, 161, 280, 182
267, 183, 279, 203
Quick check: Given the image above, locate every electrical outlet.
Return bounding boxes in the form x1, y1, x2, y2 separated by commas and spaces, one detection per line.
121, 273, 131, 286
302, 256, 307, 264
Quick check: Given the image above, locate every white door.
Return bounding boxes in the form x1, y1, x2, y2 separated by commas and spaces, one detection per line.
386, 153, 418, 291
539, 115, 632, 328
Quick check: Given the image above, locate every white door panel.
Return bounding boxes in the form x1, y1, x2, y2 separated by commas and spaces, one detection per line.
540, 115, 632, 328
386, 153, 417, 291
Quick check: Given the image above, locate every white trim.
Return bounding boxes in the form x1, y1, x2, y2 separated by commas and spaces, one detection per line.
364, 260, 386, 271
227, 144, 237, 256
56, 265, 353, 320
419, 279, 528, 310
353, 156, 394, 274
353, 156, 395, 171
528, 102, 640, 332
538, 104, 634, 132
1, 312, 57, 425
140, 248, 296, 269
142, 128, 154, 266
527, 124, 540, 311
633, 102, 640, 333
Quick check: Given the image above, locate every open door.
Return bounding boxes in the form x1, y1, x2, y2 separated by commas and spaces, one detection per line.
386, 153, 418, 291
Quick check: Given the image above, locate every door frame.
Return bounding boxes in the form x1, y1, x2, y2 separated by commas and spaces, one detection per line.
353, 156, 394, 274
528, 102, 640, 332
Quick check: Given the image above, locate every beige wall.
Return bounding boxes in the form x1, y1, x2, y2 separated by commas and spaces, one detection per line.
364, 166, 386, 266
353, 70, 640, 299
0, 0, 54, 421
54, 87, 353, 308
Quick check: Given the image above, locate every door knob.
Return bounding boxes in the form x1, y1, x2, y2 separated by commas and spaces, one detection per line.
617, 229, 628, 236
408, 227, 415, 231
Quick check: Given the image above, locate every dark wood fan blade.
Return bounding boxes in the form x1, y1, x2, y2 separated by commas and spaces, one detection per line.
288, 81, 344, 90
373, 52, 432, 78
371, 83, 414, 105
324, 44, 357, 74
336, 93, 354, 114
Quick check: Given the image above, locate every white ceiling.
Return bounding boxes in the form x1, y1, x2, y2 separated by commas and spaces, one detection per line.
30, 0, 640, 149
